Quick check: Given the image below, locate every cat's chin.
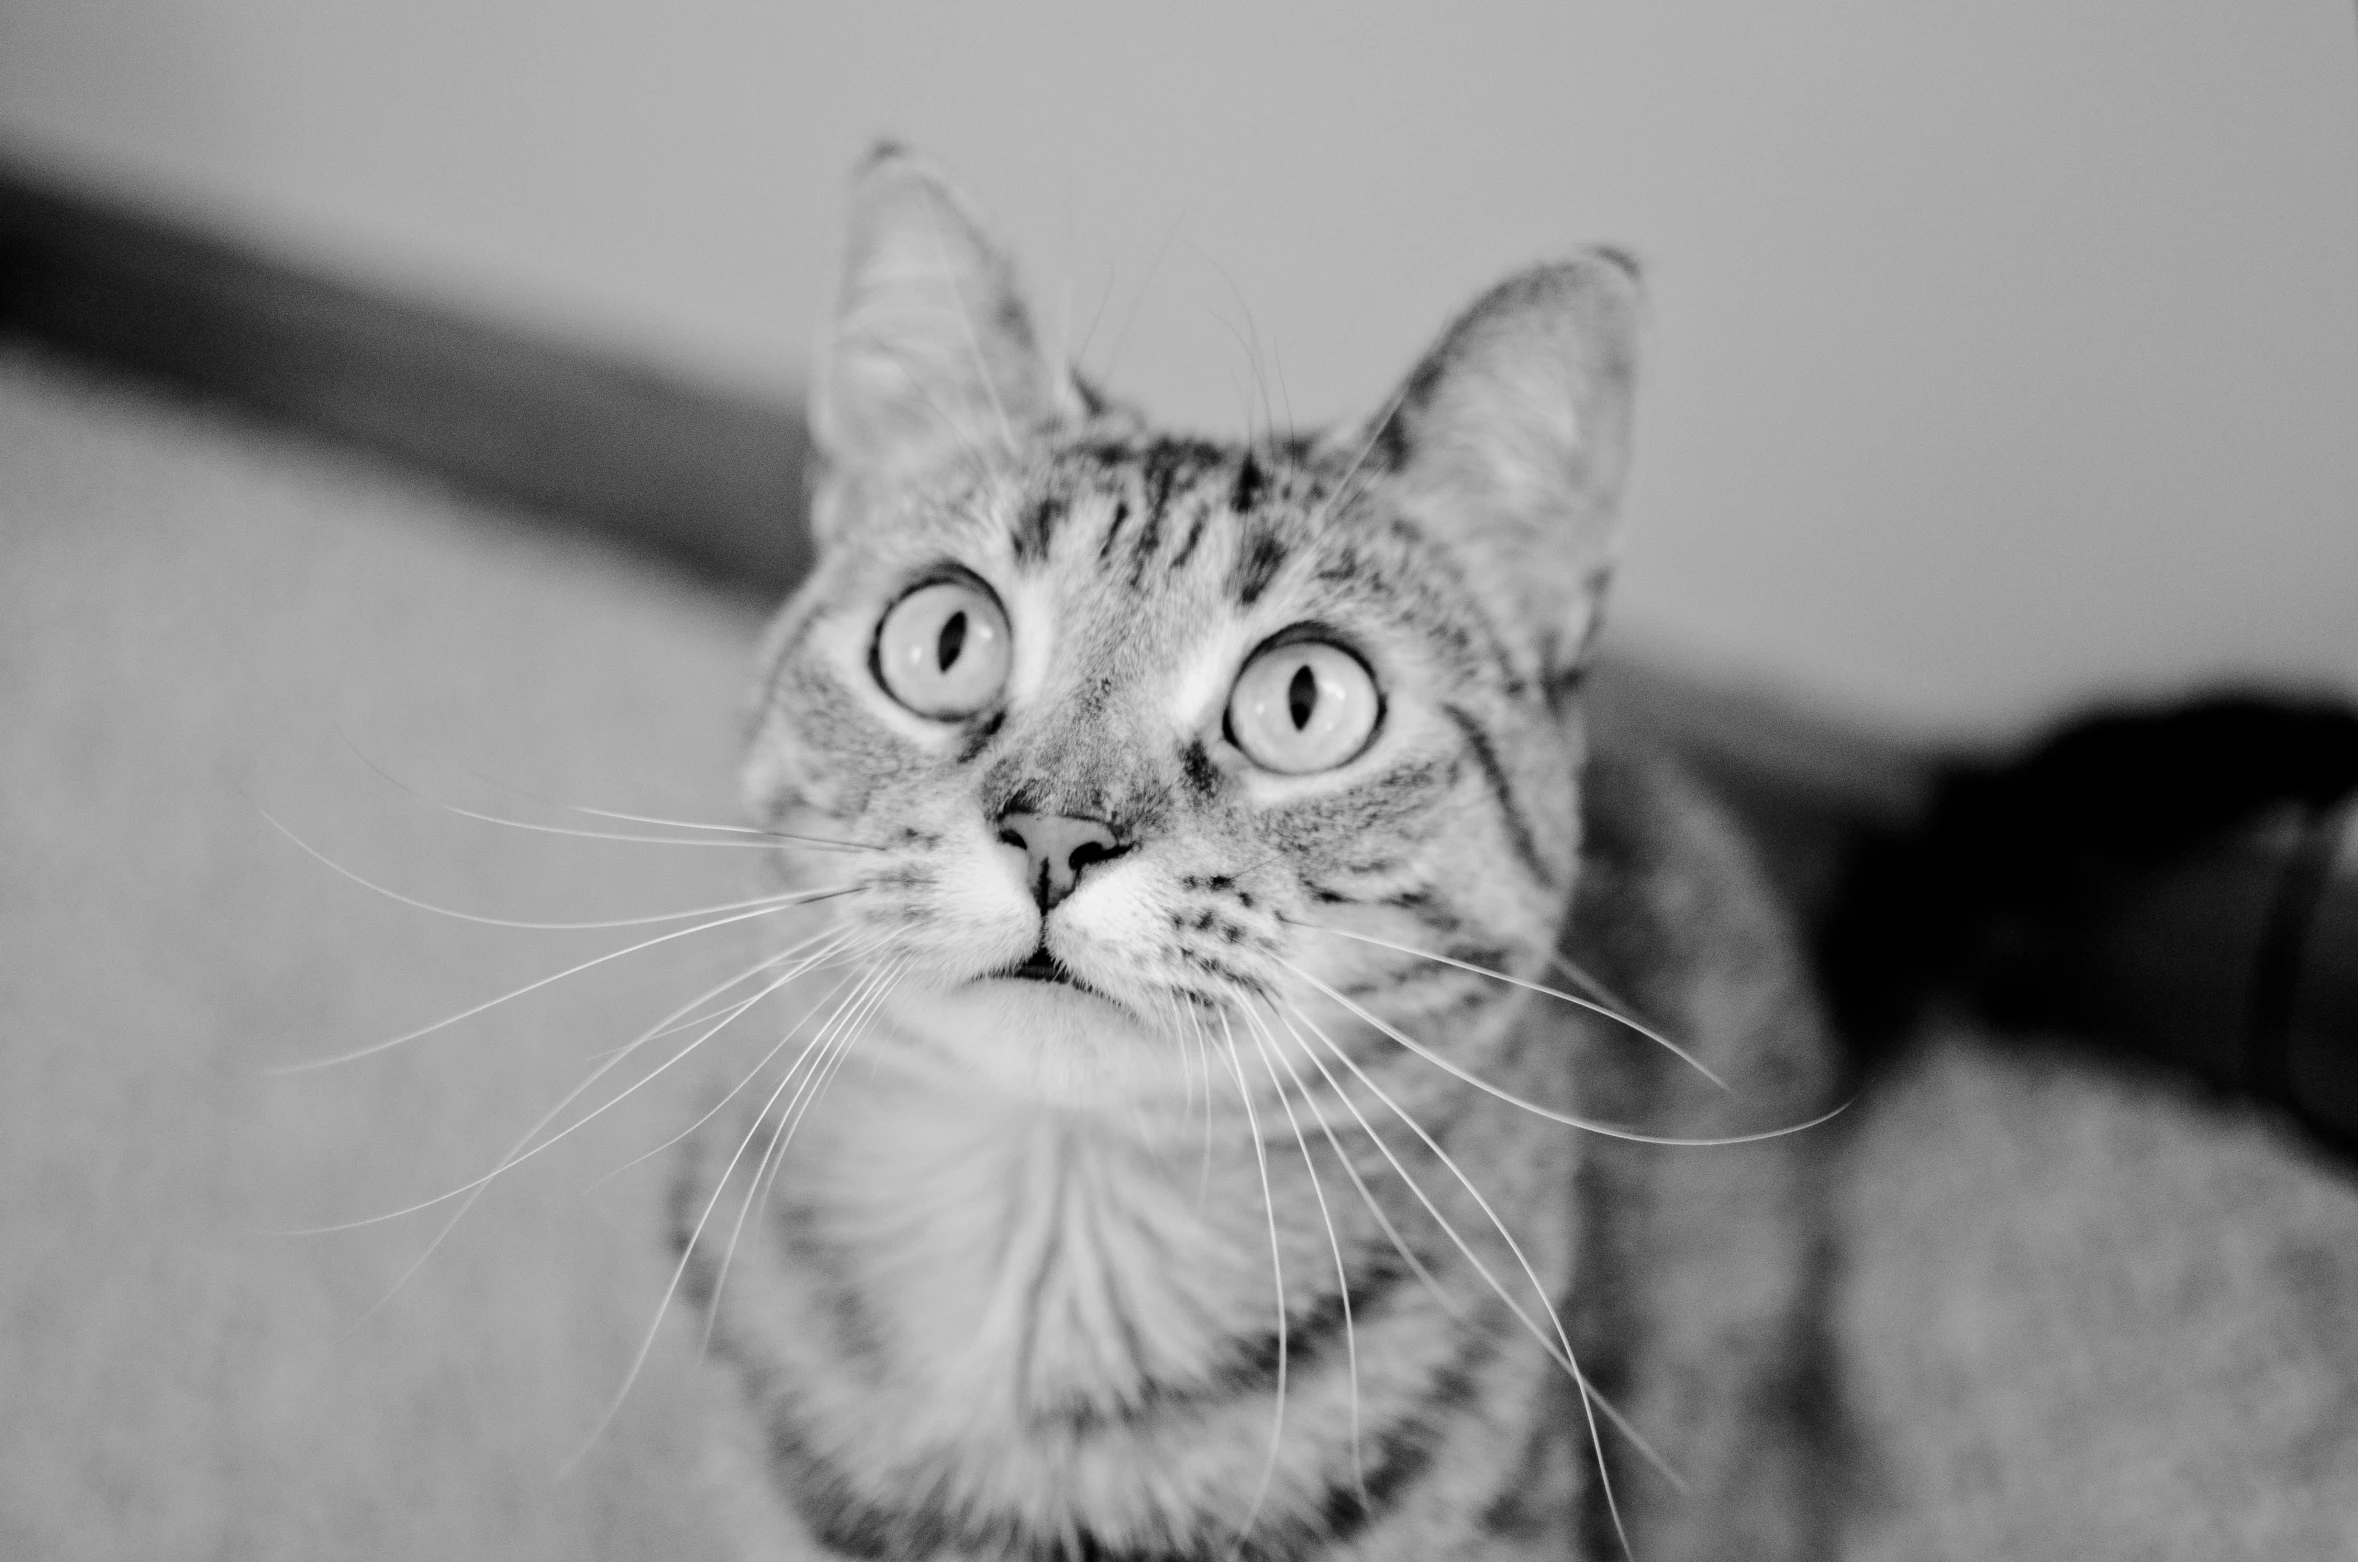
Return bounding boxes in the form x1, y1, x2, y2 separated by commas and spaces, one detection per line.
879, 977, 1186, 1113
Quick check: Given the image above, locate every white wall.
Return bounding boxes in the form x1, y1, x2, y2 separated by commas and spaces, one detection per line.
4, 0, 2353, 736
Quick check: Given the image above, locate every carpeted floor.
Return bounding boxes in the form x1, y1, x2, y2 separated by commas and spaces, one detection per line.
0, 345, 754, 1559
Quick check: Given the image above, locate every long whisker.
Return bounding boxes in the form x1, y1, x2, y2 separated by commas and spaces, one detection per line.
1097, 205, 1188, 386
1281, 960, 1849, 1148
335, 934, 842, 1317
271, 929, 855, 1236
1068, 258, 1119, 381
1216, 1012, 1288, 1561
589, 961, 874, 1189
1297, 924, 1728, 1092
568, 952, 892, 1473
333, 734, 882, 854
1263, 1002, 1462, 1325
1278, 1003, 1685, 1496
257, 806, 827, 932
734, 954, 913, 1316
701, 957, 903, 1353
563, 804, 868, 846
573, 936, 842, 1060
270, 888, 860, 1075
1188, 1003, 1219, 1207
1183, 238, 1285, 450
1154, 991, 1196, 1122
740, 957, 911, 1291
1284, 1003, 1670, 1550
375, 806, 868, 854
1240, 1005, 1366, 1510
581, 959, 814, 1060
1545, 949, 1642, 1025
1301, 376, 1412, 533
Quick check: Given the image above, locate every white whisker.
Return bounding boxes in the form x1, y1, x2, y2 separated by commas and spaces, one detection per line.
764, 955, 905, 1222
331, 934, 842, 1318
257, 805, 827, 931
1188, 1004, 1219, 1208
1183, 237, 1287, 451
1545, 949, 1641, 1026
563, 805, 852, 843
1299, 923, 1728, 1092
567, 952, 894, 1475
269, 888, 859, 1075
1097, 205, 1187, 387
700, 956, 903, 1355
272, 929, 854, 1238
390, 809, 869, 854
1282, 959, 1848, 1149
1240, 1004, 1367, 1511
1302, 376, 1412, 533
332, 733, 881, 854
590, 959, 875, 1190
1265, 1004, 1463, 1323
1283, 1001, 1674, 1546
1216, 1012, 1287, 1561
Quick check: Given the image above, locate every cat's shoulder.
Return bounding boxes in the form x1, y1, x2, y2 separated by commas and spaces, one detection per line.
1564, 714, 1837, 1129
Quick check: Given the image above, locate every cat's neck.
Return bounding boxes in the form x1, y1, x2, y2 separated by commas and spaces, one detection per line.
772, 1046, 1304, 1422
695, 998, 1589, 1552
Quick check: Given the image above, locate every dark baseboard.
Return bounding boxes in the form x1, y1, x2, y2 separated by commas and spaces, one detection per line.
0, 155, 810, 600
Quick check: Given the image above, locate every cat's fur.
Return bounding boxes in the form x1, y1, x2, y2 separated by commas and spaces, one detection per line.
682, 148, 1838, 1560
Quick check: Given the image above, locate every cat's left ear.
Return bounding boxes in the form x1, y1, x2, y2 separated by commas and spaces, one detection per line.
1361, 253, 1641, 678
813, 147, 1070, 542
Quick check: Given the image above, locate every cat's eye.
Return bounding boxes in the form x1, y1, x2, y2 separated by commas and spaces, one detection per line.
1226, 640, 1381, 774
874, 580, 1011, 719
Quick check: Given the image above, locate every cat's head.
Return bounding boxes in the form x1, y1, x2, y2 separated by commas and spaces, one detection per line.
745, 147, 1639, 1113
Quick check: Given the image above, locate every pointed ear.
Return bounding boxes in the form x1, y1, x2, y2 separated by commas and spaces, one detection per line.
1365, 253, 1642, 677
813, 147, 1061, 534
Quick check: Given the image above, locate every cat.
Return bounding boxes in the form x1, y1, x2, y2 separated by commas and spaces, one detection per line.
673, 145, 1843, 1562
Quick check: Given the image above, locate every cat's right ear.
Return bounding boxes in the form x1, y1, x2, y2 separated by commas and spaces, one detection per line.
811, 146, 1058, 545
1356, 253, 1642, 679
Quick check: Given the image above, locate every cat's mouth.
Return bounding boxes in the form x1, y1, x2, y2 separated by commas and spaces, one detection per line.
988, 943, 1107, 999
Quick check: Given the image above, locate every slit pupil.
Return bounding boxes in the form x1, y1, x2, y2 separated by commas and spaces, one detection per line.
1287, 664, 1318, 730
937, 611, 968, 673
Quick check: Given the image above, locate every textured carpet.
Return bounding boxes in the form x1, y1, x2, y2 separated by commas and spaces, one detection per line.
0, 345, 754, 1559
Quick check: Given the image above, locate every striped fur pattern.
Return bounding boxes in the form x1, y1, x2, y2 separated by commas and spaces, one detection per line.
689, 149, 1837, 1561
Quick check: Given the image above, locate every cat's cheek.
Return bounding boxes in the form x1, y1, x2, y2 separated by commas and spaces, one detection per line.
1047, 863, 1177, 1001
909, 840, 1040, 982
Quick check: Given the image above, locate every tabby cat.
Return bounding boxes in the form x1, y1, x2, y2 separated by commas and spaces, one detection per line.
682, 147, 1839, 1561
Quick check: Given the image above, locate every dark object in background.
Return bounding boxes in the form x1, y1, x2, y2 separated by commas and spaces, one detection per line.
0, 155, 810, 600
1827, 694, 2358, 1151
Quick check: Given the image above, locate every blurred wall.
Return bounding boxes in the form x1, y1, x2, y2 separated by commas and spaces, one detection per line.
3, 0, 2353, 737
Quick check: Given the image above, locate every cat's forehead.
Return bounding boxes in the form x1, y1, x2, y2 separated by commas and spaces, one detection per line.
1019, 437, 1385, 685
909, 434, 1414, 625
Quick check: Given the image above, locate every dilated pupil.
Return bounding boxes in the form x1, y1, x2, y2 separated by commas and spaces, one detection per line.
937, 611, 968, 673
1287, 664, 1318, 730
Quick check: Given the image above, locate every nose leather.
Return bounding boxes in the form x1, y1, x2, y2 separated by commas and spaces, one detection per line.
997, 812, 1123, 912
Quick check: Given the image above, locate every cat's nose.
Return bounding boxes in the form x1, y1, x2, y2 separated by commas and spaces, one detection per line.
996, 812, 1125, 913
